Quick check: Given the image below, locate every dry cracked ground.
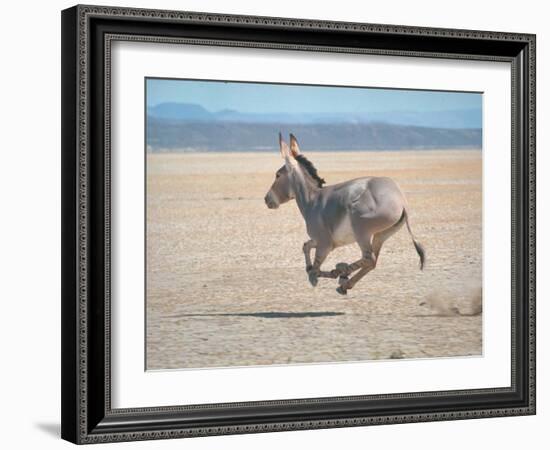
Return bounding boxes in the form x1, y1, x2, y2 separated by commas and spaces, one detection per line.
145, 150, 482, 370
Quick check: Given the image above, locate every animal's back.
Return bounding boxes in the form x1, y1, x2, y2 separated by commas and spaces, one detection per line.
325, 176, 405, 211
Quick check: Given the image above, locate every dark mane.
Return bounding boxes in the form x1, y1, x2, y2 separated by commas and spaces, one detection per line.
295, 154, 326, 188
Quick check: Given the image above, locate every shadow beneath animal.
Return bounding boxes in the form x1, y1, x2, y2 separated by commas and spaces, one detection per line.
170, 311, 345, 319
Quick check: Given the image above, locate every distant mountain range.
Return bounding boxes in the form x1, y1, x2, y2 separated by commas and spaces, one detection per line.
146, 103, 482, 152
148, 102, 482, 129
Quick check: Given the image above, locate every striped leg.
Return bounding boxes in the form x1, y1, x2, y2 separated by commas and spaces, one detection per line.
337, 263, 376, 295
302, 239, 316, 272
335, 252, 377, 295
307, 246, 337, 287
334, 228, 377, 294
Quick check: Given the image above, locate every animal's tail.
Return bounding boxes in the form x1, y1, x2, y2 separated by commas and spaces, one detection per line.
403, 209, 425, 270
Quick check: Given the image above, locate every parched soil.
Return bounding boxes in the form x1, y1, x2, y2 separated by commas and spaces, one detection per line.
146, 150, 482, 370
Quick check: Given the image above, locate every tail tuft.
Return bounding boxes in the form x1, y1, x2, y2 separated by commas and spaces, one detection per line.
413, 240, 425, 270
403, 208, 426, 271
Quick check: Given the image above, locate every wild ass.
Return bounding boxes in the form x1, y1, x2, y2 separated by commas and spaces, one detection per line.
264, 133, 425, 295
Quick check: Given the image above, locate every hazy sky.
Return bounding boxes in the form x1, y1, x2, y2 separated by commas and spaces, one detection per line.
146, 78, 482, 116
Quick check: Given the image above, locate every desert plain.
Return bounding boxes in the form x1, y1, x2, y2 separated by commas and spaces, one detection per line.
146, 150, 482, 370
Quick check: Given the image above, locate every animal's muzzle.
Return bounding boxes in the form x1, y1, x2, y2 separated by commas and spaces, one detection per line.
264, 193, 278, 209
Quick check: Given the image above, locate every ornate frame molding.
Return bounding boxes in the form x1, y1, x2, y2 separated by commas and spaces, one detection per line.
61, 4, 536, 444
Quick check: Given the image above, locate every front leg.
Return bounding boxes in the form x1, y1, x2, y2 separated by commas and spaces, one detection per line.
307, 246, 335, 287
302, 239, 316, 272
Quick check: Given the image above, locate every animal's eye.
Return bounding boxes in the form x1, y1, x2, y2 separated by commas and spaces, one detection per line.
276, 173, 281, 179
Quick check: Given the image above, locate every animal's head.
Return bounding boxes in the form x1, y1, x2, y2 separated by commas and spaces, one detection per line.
264, 133, 302, 209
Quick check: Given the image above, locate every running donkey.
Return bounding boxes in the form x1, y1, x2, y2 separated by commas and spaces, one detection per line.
264, 133, 425, 295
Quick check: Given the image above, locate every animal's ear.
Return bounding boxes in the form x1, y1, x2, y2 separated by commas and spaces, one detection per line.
289, 133, 301, 158
279, 132, 297, 168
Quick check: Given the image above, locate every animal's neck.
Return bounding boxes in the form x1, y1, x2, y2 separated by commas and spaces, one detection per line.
291, 170, 319, 217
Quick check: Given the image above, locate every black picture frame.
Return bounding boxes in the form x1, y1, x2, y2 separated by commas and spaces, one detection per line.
61, 4, 536, 444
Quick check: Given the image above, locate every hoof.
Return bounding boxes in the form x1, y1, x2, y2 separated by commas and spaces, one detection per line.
336, 286, 348, 295
308, 271, 318, 287
335, 263, 350, 275
337, 276, 349, 295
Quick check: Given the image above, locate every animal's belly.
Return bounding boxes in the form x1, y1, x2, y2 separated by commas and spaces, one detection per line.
332, 214, 356, 247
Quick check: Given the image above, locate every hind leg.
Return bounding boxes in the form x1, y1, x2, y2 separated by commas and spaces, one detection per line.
336, 213, 406, 294
336, 229, 397, 294
335, 232, 377, 295
372, 215, 405, 260
336, 265, 373, 294
332, 211, 394, 278
335, 250, 377, 295
337, 232, 390, 294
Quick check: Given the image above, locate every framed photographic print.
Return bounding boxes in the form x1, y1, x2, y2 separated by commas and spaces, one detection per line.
61, 4, 536, 444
